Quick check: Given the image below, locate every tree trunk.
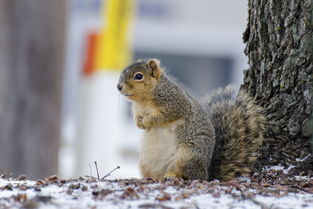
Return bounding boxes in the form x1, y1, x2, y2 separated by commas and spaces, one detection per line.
241, 0, 313, 170
0, 0, 66, 179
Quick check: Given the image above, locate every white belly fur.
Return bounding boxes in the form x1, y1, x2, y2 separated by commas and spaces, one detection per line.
139, 119, 184, 179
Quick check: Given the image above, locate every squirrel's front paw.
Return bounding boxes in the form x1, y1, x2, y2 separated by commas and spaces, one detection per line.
141, 117, 154, 129
136, 116, 146, 129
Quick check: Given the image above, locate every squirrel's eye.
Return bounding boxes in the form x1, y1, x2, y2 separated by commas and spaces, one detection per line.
134, 73, 143, 80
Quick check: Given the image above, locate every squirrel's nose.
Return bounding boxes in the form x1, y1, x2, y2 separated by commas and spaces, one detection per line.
117, 84, 123, 91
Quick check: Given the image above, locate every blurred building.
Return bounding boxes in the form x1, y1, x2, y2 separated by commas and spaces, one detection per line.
60, 0, 248, 179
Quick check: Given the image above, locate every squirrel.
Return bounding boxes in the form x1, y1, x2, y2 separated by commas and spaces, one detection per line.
117, 59, 266, 181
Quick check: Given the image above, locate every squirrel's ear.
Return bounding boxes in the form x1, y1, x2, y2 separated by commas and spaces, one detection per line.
147, 59, 162, 81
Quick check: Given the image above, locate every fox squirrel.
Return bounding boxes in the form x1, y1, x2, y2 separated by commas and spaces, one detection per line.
117, 59, 266, 181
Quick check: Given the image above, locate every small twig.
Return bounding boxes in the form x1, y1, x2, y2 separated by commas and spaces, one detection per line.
101, 166, 120, 180
290, 185, 312, 193
94, 161, 100, 180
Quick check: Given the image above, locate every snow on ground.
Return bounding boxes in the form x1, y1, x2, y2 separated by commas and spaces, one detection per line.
0, 169, 312, 209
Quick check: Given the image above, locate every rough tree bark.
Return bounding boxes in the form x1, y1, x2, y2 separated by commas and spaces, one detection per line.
241, 0, 313, 171
0, 1, 66, 179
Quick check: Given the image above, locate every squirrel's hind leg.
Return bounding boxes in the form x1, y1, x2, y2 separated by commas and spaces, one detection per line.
166, 146, 209, 180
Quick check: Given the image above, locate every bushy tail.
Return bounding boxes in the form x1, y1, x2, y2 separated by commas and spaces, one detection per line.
202, 85, 266, 181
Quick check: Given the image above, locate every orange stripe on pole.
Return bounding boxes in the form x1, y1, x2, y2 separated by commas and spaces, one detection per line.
83, 32, 99, 76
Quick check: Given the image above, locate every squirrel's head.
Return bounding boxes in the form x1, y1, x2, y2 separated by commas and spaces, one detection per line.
117, 59, 163, 102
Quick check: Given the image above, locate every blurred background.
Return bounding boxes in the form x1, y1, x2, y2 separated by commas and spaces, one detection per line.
0, 0, 248, 179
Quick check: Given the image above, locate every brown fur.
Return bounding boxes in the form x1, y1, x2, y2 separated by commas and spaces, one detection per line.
118, 59, 215, 180
204, 87, 266, 181
118, 59, 265, 181
119, 71, 158, 103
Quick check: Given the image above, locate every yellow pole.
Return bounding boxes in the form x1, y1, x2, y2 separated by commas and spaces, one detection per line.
95, 0, 135, 71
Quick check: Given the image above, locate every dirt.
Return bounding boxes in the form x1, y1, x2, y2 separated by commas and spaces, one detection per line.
0, 168, 312, 209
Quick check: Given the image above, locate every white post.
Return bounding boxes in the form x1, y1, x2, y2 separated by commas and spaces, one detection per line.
75, 71, 121, 178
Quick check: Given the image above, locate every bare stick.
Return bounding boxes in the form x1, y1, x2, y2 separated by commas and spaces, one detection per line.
101, 166, 120, 180
94, 161, 100, 180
